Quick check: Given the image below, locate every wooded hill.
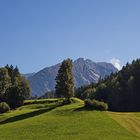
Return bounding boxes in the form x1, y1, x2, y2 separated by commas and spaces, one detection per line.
76, 59, 140, 112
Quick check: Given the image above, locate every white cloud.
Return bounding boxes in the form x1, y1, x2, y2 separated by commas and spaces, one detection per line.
110, 58, 122, 70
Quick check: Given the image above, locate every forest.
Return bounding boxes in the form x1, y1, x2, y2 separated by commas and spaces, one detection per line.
76, 59, 140, 112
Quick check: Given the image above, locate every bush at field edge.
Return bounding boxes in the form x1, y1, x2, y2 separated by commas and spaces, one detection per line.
84, 99, 108, 111
0, 102, 10, 114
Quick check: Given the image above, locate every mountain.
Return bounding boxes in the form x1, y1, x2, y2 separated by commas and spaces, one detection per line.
27, 58, 118, 96
77, 59, 140, 111
24, 73, 36, 78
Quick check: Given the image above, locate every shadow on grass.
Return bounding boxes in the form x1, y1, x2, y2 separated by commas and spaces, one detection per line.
74, 106, 97, 112
0, 104, 63, 125
74, 106, 86, 111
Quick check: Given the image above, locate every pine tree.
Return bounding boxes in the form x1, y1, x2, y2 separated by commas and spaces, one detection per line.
55, 58, 74, 103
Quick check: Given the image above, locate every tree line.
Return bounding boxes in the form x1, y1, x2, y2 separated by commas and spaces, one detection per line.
0, 59, 74, 113
2, 58, 140, 112
0, 65, 30, 110
76, 59, 140, 112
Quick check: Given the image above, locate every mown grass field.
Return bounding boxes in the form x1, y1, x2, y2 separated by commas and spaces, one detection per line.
0, 98, 140, 140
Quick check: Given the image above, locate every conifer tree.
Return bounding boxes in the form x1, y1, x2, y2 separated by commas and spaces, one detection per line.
55, 58, 74, 103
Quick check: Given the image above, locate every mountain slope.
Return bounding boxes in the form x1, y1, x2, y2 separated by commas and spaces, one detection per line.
24, 73, 35, 78
28, 58, 117, 96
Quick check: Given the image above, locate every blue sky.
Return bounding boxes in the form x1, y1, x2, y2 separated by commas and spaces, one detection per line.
0, 0, 140, 73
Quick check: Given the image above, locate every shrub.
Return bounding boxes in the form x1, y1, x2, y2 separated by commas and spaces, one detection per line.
84, 99, 108, 111
0, 102, 10, 113
62, 98, 73, 105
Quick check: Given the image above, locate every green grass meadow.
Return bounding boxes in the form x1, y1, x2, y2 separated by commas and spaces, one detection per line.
0, 98, 140, 140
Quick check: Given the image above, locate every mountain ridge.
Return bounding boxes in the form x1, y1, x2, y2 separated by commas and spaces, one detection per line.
26, 58, 118, 96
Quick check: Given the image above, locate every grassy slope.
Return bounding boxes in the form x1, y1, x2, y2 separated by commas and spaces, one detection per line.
108, 112, 140, 137
0, 98, 139, 140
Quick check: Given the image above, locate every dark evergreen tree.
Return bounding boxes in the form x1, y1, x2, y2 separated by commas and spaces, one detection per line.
55, 58, 74, 103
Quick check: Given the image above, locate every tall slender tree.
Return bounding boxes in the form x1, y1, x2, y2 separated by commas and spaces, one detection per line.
55, 58, 74, 103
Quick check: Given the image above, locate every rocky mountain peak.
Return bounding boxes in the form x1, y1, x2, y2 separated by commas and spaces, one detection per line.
26, 58, 118, 96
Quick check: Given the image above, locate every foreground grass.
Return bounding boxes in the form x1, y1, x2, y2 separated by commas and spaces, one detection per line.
108, 112, 140, 137
0, 98, 140, 140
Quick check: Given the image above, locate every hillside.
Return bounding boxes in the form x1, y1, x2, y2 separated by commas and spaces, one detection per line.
76, 59, 140, 112
0, 98, 140, 140
27, 58, 117, 96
